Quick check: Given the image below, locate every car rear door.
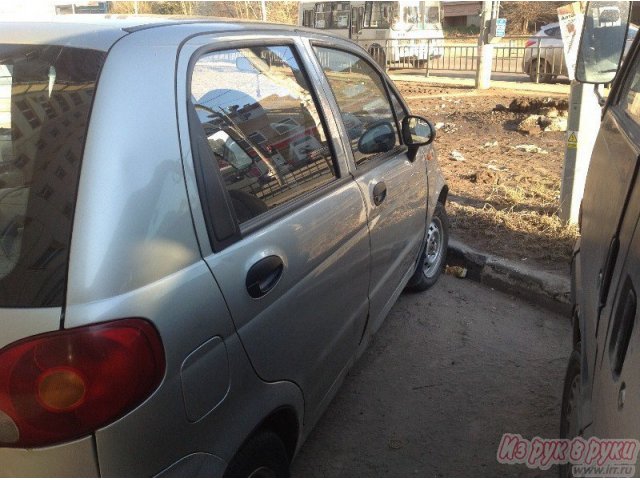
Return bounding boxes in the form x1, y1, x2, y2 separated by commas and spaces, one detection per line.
310, 43, 427, 335
178, 36, 371, 425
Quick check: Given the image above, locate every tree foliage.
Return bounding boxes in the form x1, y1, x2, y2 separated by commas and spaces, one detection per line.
500, 1, 565, 34
108, 1, 299, 24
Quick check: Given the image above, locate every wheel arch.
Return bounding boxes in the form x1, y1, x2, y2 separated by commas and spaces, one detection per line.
437, 184, 449, 206
253, 406, 300, 462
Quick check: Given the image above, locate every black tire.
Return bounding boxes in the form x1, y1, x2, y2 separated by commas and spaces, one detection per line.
528, 60, 554, 83
559, 348, 581, 477
225, 430, 290, 478
406, 202, 449, 292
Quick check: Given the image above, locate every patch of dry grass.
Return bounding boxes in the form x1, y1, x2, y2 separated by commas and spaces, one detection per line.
448, 201, 579, 265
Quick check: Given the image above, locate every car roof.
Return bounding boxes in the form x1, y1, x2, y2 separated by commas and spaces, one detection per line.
0, 15, 317, 51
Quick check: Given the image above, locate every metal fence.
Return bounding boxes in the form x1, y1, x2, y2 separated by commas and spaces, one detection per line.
359, 38, 566, 83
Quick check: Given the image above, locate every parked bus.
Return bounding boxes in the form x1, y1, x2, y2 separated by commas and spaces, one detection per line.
299, 1, 444, 67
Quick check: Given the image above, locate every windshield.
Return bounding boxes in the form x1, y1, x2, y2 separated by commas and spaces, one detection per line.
395, 1, 441, 30
0, 44, 105, 307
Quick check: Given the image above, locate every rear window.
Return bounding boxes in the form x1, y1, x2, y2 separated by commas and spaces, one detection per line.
0, 45, 105, 307
543, 26, 561, 39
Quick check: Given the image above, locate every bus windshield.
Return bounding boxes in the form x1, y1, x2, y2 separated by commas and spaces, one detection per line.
396, 2, 441, 30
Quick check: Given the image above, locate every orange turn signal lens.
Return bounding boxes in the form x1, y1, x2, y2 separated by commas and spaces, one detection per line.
37, 368, 86, 412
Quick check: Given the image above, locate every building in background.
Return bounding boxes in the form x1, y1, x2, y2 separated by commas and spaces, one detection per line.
54, 2, 108, 14
442, 1, 482, 29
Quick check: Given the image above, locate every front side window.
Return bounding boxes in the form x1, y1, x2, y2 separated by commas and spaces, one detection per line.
190, 46, 337, 224
0, 44, 105, 307
620, 60, 640, 126
314, 47, 400, 167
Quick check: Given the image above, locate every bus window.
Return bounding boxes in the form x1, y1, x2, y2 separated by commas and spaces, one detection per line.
404, 6, 420, 24
315, 3, 330, 28
302, 9, 314, 27
364, 1, 395, 29
314, 2, 350, 29
427, 6, 440, 23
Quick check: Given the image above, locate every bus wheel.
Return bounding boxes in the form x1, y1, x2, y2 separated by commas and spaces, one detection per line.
369, 45, 386, 69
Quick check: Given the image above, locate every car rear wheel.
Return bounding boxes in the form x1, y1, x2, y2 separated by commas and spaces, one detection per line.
406, 202, 449, 292
224, 430, 290, 478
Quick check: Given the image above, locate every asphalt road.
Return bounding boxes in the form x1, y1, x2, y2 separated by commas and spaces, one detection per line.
291, 274, 571, 477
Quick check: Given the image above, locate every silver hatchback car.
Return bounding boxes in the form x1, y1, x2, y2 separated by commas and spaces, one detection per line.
0, 17, 448, 477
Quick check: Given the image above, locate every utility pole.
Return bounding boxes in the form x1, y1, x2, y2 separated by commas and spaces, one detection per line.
261, 0, 267, 22
559, 83, 601, 224
557, 2, 601, 224
475, 1, 495, 89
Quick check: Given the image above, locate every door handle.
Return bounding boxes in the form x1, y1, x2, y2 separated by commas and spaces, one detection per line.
246, 255, 284, 298
372, 181, 387, 206
608, 276, 636, 380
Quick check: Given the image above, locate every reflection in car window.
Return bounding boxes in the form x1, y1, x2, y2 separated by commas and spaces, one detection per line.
389, 88, 407, 126
191, 46, 337, 224
0, 45, 104, 307
544, 26, 561, 39
313, 47, 400, 167
621, 60, 640, 126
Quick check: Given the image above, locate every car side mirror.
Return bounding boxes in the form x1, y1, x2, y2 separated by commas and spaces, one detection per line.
576, 1, 632, 84
358, 121, 396, 154
402, 115, 435, 149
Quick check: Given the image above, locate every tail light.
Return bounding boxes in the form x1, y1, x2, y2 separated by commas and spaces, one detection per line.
0, 319, 165, 448
525, 40, 537, 48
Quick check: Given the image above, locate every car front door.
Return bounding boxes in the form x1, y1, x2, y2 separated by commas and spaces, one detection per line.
577, 43, 640, 432
588, 52, 640, 448
590, 211, 640, 458
180, 39, 371, 424
311, 44, 428, 334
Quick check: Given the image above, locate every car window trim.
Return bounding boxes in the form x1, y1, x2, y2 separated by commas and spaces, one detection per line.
309, 40, 406, 169
607, 30, 640, 110
240, 175, 355, 237
185, 38, 348, 251
610, 41, 640, 143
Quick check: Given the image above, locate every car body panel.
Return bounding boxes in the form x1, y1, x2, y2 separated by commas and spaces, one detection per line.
0, 437, 98, 477
589, 168, 640, 443
176, 32, 371, 428
0, 18, 447, 477
570, 30, 640, 438
575, 107, 640, 431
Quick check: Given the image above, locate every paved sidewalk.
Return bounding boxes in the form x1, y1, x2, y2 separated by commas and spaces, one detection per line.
292, 274, 571, 476
390, 71, 571, 96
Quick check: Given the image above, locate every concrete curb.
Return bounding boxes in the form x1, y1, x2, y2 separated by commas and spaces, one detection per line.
446, 239, 571, 316
389, 73, 570, 96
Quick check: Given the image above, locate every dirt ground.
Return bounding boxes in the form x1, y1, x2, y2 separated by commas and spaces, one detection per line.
396, 82, 578, 275
292, 274, 571, 476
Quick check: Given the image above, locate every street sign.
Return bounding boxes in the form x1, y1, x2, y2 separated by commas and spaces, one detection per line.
489, 17, 507, 43
558, 2, 585, 81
